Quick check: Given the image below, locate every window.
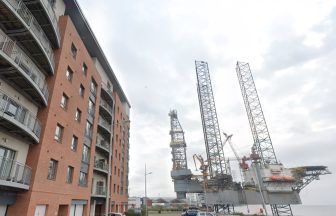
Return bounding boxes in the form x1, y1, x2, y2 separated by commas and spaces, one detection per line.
34, 205, 47, 216
79, 172, 87, 187
114, 166, 116, 175
71, 43, 77, 59
117, 185, 119, 194
113, 184, 116, 193
71, 135, 78, 151
75, 108, 81, 122
85, 121, 93, 138
66, 166, 74, 183
82, 145, 90, 163
90, 79, 97, 96
88, 99, 95, 116
47, 159, 58, 180
54, 124, 64, 142
82, 63, 87, 76
118, 169, 120, 176
65, 67, 73, 81
79, 84, 85, 97
60, 93, 69, 109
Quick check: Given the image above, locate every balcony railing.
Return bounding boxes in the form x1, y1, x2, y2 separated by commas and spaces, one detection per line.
100, 98, 113, 114
98, 116, 111, 131
0, 30, 49, 103
0, 91, 41, 140
101, 82, 113, 98
2, 0, 54, 70
0, 156, 32, 189
38, 0, 60, 42
94, 160, 108, 172
92, 185, 106, 196
96, 137, 110, 152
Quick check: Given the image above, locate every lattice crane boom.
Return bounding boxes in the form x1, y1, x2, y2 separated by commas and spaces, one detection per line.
235, 61, 278, 165
169, 110, 188, 170
195, 60, 228, 177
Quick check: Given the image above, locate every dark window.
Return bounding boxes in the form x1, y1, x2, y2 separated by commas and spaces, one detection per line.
47, 159, 58, 180
65, 67, 73, 81
113, 184, 116, 193
60, 93, 69, 110
79, 84, 85, 97
114, 166, 116, 175
54, 124, 64, 143
71, 43, 77, 59
82, 63, 87, 76
71, 135, 78, 151
75, 108, 81, 122
66, 166, 74, 183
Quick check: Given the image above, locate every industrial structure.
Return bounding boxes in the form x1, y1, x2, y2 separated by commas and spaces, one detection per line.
0, 0, 130, 215
169, 61, 331, 216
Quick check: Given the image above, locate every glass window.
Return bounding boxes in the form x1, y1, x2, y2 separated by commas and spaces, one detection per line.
82, 63, 87, 76
75, 108, 81, 122
65, 67, 73, 81
85, 121, 93, 138
54, 124, 64, 142
90, 79, 97, 96
71, 43, 77, 59
71, 135, 78, 151
79, 172, 87, 187
47, 159, 58, 180
82, 145, 90, 163
60, 93, 69, 109
79, 84, 85, 97
66, 166, 74, 183
88, 99, 95, 116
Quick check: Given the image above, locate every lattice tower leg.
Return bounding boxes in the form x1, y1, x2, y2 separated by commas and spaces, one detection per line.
270, 204, 293, 216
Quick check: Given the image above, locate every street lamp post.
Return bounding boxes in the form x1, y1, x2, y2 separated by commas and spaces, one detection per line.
145, 164, 152, 216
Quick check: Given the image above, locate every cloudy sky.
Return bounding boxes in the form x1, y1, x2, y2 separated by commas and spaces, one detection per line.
79, 0, 336, 205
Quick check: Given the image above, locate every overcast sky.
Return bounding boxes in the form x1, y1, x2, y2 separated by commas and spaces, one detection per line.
79, 0, 336, 205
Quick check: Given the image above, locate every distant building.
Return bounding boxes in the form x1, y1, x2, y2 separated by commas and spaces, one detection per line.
128, 197, 142, 209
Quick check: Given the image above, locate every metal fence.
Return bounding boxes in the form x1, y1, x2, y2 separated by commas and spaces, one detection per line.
0, 156, 32, 186
39, 0, 60, 41
0, 30, 49, 102
98, 116, 112, 131
94, 160, 108, 171
93, 185, 106, 196
0, 91, 41, 138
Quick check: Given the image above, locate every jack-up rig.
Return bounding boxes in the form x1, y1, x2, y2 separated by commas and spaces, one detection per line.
169, 61, 331, 216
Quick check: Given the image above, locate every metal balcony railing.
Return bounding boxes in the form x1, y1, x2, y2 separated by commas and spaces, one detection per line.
38, 0, 60, 42
98, 116, 111, 131
96, 137, 110, 151
94, 160, 108, 172
100, 98, 113, 114
0, 30, 49, 103
2, 0, 54, 70
0, 91, 42, 139
0, 156, 32, 188
92, 185, 106, 196
101, 82, 113, 97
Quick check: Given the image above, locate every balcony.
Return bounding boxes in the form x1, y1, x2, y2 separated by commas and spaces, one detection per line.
91, 185, 107, 198
96, 137, 110, 154
0, 91, 41, 143
93, 160, 108, 174
101, 82, 114, 104
99, 98, 113, 119
0, 0, 55, 74
23, 0, 60, 47
98, 116, 111, 135
0, 156, 32, 190
0, 30, 49, 106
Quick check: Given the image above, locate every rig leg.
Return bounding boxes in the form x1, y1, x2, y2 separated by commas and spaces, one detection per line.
270, 204, 293, 216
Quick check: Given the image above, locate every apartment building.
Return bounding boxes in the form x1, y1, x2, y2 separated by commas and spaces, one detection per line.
0, 0, 130, 215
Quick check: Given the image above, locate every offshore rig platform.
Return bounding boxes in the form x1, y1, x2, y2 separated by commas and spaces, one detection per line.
168, 61, 331, 216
